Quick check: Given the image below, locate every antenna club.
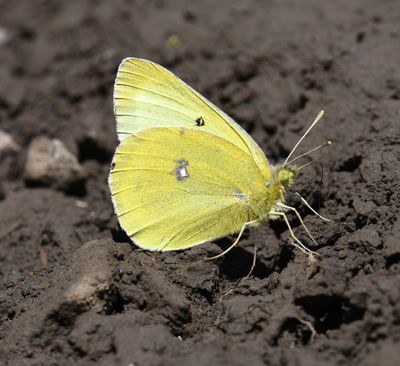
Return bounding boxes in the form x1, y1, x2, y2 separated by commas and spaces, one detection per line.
284, 110, 326, 165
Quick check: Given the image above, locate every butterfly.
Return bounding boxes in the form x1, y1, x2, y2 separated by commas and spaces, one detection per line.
109, 58, 330, 259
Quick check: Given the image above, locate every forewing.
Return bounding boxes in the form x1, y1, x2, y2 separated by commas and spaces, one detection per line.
114, 57, 270, 179
109, 127, 265, 250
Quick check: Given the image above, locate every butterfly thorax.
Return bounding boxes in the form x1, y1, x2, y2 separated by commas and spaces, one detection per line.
249, 164, 298, 221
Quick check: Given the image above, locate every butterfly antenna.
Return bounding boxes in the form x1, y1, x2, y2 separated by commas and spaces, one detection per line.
297, 160, 317, 172
284, 110, 325, 165
287, 139, 332, 166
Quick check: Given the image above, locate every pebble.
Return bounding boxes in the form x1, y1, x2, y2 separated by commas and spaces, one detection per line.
0, 129, 20, 157
24, 136, 85, 191
0, 129, 20, 182
0, 26, 9, 47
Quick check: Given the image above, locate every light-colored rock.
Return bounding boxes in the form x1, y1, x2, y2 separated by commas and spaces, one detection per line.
0, 130, 20, 180
65, 240, 113, 310
0, 129, 20, 157
0, 26, 9, 47
24, 136, 85, 190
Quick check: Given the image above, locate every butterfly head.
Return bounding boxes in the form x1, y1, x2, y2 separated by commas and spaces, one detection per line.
277, 165, 297, 187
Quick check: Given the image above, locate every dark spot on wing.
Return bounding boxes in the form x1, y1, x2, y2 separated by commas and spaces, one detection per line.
196, 117, 205, 126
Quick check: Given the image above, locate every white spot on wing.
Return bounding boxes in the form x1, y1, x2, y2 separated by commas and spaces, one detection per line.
234, 189, 246, 200
178, 167, 189, 179
175, 159, 190, 181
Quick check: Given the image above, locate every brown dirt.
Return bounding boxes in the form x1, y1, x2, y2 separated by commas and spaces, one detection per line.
1, 0, 400, 365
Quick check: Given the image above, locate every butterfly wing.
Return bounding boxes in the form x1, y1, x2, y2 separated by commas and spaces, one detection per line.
109, 127, 267, 250
114, 57, 271, 180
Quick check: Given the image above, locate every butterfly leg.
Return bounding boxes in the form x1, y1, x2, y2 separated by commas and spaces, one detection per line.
221, 244, 257, 298
295, 192, 330, 222
245, 243, 257, 279
270, 211, 319, 257
276, 203, 318, 246
204, 220, 257, 261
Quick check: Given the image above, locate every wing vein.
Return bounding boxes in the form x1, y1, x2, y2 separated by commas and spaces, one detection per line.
116, 82, 197, 110
115, 97, 193, 119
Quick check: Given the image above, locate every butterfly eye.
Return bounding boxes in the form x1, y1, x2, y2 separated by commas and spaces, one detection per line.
195, 117, 205, 126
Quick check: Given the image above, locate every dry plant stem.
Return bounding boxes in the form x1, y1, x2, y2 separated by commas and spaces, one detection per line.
297, 318, 317, 342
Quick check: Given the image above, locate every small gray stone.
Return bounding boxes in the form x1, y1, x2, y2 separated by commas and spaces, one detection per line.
24, 136, 85, 191
0, 129, 20, 180
0, 130, 20, 157
0, 26, 9, 47
64, 240, 114, 310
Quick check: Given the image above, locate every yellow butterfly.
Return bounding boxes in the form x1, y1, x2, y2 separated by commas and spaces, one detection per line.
109, 58, 329, 258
